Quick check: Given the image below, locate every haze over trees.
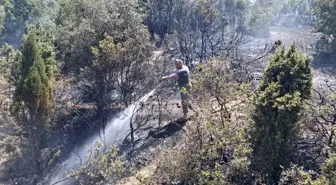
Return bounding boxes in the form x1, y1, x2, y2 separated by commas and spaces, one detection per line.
0, 0, 336, 184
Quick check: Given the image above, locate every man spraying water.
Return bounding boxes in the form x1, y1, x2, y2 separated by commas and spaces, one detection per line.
162, 59, 196, 120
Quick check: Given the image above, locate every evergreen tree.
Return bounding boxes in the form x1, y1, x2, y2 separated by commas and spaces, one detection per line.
251, 43, 312, 184
11, 27, 55, 176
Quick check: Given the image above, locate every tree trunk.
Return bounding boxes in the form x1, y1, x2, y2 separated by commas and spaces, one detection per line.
200, 28, 206, 63
29, 120, 40, 176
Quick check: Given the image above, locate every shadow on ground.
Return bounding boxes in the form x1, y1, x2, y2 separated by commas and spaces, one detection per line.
147, 119, 187, 139
120, 118, 188, 165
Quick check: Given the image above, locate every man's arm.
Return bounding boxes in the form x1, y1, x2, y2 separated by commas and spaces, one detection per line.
162, 73, 178, 80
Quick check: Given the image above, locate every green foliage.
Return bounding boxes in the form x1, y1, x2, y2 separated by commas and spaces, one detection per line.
279, 164, 312, 185
321, 154, 336, 184
0, 0, 57, 46
279, 164, 329, 185
5, 0, 30, 22
278, 155, 336, 185
0, 43, 21, 84
195, 0, 219, 25
247, 0, 276, 37
314, 0, 336, 55
251, 43, 313, 184
90, 31, 151, 107
13, 27, 55, 122
9, 27, 56, 175
193, 61, 253, 184
27, 0, 58, 25
314, 0, 336, 56
277, 0, 313, 26
137, 0, 149, 15
60, 0, 152, 119
56, 0, 150, 73
282, 0, 312, 16
314, 0, 336, 36
0, 5, 5, 33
